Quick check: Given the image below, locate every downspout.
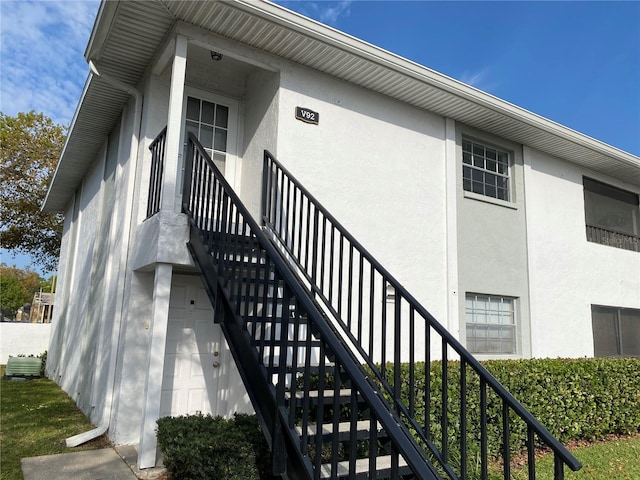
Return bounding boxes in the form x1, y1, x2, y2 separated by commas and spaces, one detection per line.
66, 60, 143, 448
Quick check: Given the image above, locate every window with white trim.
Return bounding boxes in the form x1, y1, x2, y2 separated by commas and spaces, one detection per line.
466, 294, 516, 354
185, 96, 229, 173
462, 138, 510, 201
592, 305, 640, 357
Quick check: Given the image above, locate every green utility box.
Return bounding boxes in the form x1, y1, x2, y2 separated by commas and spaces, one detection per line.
4, 356, 42, 378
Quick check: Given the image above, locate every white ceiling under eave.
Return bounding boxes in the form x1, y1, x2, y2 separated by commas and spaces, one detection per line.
44, 0, 640, 212
43, 75, 132, 212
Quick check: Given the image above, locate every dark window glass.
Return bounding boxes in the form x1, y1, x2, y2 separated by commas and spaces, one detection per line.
201, 101, 215, 125
592, 305, 640, 357
215, 105, 229, 128
584, 178, 639, 236
620, 309, 640, 356
186, 97, 200, 121
214, 128, 227, 152
200, 125, 213, 150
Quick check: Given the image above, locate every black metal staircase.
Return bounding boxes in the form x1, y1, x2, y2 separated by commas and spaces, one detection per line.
180, 131, 581, 479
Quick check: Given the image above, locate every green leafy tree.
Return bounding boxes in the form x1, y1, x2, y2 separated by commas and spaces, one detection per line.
0, 263, 42, 320
0, 111, 66, 272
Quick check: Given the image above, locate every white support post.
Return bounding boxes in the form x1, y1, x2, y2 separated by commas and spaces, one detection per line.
161, 34, 188, 213
137, 263, 173, 469
445, 117, 460, 337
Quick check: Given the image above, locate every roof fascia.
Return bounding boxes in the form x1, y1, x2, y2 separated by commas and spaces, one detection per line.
43, 74, 93, 212
84, 0, 120, 62
228, 0, 638, 165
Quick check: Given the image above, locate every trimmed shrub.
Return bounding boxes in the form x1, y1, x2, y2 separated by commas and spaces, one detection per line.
381, 357, 640, 465
156, 413, 274, 480
156, 359, 639, 479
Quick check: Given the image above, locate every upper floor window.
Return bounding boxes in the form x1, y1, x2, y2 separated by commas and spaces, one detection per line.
592, 305, 640, 357
465, 293, 516, 355
583, 177, 639, 252
462, 139, 510, 201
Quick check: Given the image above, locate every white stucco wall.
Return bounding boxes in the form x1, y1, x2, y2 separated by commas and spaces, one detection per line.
111, 271, 154, 444
276, 64, 449, 325
524, 146, 640, 358
240, 68, 279, 219
49, 145, 106, 416
46, 198, 76, 381
0, 323, 51, 364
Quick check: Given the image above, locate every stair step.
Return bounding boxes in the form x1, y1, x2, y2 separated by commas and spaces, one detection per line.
254, 338, 322, 348
265, 363, 336, 375
246, 315, 309, 325
296, 420, 383, 441
319, 455, 410, 479
286, 389, 359, 405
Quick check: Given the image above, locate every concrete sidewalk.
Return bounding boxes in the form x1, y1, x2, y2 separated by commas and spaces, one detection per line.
21, 446, 166, 480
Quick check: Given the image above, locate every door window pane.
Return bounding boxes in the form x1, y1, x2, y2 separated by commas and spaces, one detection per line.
201, 101, 215, 125
212, 153, 226, 174
185, 121, 198, 141
200, 125, 214, 151
186, 97, 200, 121
215, 105, 229, 128
214, 128, 227, 152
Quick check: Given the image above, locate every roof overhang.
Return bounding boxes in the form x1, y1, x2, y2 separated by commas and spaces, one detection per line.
44, 0, 640, 212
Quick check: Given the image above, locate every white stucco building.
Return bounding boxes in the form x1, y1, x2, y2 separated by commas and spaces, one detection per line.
43, 0, 639, 475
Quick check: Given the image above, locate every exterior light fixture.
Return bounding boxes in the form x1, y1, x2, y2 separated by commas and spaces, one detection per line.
210, 51, 223, 61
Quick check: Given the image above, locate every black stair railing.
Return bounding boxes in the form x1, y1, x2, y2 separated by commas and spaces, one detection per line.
146, 126, 167, 218
182, 132, 441, 480
262, 151, 582, 480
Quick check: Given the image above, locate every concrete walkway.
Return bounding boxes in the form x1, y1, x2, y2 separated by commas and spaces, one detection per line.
21, 446, 166, 480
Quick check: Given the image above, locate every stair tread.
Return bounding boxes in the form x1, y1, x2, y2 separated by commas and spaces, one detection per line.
254, 338, 322, 346
295, 420, 382, 437
287, 388, 354, 400
265, 362, 335, 371
319, 454, 409, 479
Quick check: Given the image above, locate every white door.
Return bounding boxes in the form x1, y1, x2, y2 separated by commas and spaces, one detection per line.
160, 275, 223, 417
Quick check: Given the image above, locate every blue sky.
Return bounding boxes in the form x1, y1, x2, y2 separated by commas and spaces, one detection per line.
1, 0, 639, 274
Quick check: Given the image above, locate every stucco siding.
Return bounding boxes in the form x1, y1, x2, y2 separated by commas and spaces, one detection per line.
46, 200, 75, 382
276, 65, 449, 321
109, 272, 153, 444
239, 68, 279, 219
52, 145, 106, 416
524, 146, 640, 358
455, 126, 531, 358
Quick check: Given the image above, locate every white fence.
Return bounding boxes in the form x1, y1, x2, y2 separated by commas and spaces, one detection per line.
0, 323, 51, 364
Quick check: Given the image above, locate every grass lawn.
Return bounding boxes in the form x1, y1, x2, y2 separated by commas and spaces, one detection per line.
1, 365, 638, 480
510, 434, 640, 480
0, 365, 109, 480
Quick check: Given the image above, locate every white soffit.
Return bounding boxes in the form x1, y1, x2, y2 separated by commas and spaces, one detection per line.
46, 0, 639, 211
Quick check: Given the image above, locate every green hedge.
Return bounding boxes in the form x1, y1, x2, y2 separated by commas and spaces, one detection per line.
156, 359, 639, 478
382, 357, 640, 465
156, 413, 274, 480
481, 358, 640, 440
